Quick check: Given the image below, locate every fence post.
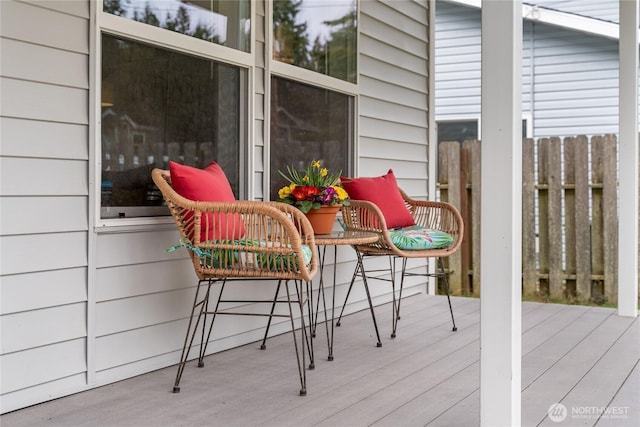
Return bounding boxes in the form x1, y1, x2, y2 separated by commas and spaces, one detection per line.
439, 141, 463, 294
522, 138, 536, 296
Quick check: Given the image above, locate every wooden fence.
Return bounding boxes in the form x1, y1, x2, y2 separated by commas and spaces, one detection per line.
437, 135, 635, 304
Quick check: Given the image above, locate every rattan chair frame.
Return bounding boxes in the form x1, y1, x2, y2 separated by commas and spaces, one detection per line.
152, 168, 318, 396
337, 189, 464, 344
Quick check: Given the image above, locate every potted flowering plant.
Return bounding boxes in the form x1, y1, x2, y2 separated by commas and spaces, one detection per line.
277, 160, 350, 213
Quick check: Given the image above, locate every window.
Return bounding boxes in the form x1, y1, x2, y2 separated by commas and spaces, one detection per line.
436, 118, 529, 144
269, 76, 353, 200
272, 0, 357, 83
100, 34, 246, 219
437, 120, 479, 144
103, 0, 251, 52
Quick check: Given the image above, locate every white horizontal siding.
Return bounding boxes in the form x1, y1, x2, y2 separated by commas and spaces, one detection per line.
0, 117, 88, 159
1, 268, 87, 314
1, 232, 88, 275
0, 1, 89, 53
1, 38, 88, 88
360, 55, 427, 91
359, 138, 428, 161
95, 229, 184, 268
1, 196, 88, 235
95, 259, 194, 302
0, 339, 87, 394
1, 303, 87, 354
0, 158, 88, 196
360, 116, 428, 145
1, 78, 88, 124
359, 0, 430, 198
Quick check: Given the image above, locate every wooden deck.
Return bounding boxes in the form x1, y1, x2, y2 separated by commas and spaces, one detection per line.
1, 295, 638, 426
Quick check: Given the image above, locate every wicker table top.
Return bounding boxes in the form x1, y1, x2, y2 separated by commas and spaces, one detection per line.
313, 230, 379, 246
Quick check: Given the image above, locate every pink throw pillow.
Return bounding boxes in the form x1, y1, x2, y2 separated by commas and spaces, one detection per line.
341, 169, 415, 229
170, 161, 245, 241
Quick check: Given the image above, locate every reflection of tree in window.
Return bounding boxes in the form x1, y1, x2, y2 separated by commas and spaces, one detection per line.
273, 0, 357, 83
102, 0, 244, 46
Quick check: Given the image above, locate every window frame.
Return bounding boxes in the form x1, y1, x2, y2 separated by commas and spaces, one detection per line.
92, 3, 254, 228
266, 0, 360, 201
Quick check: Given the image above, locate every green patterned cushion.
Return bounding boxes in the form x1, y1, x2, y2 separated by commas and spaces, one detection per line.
167, 239, 312, 271
389, 225, 454, 250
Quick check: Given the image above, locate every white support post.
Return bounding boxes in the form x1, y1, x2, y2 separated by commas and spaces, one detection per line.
480, 1, 523, 426
617, 0, 639, 318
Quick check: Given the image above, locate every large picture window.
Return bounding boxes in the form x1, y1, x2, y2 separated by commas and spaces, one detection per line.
273, 0, 357, 83
270, 76, 353, 200
103, 0, 251, 52
101, 34, 246, 219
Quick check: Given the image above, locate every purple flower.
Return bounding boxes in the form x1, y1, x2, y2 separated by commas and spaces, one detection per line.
318, 187, 337, 204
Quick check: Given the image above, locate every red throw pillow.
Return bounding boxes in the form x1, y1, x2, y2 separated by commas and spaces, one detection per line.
341, 169, 415, 229
169, 161, 245, 241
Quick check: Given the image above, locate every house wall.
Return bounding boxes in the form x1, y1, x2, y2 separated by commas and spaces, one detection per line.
435, 0, 621, 139
0, 0, 433, 413
0, 0, 91, 413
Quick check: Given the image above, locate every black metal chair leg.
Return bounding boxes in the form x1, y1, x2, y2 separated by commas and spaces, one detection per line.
285, 280, 307, 396
299, 279, 315, 370
396, 257, 408, 321
173, 279, 213, 393
439, 258, 457, 332
198, 279, 227, 367
335, 256, 360, 327
357, 252, 382, 347
389, 256, 398, 338
311, 245, 328, 337
260, 280, 283, 350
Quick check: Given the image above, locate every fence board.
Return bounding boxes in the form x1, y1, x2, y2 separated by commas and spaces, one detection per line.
464, 140, 482, 297
538, 138, 563, 297
522, 138, 537, 296
603, 134, 618, 303
538, 138, 550, 294
591, 136, 605, 302
438, 141, 462, 294
575, 136, 591, 300
460, 144, 471, 294
564, 137, 577, 297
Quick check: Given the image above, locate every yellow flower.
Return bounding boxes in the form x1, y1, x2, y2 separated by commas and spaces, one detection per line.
312, 160, 321, 168
321, 168, 328, 177
302, 175, 309, 183
278, 183, 296, 199
333, 186, 348, 200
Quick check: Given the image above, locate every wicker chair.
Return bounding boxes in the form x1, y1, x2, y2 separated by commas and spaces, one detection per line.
152, 168, 318, 396
337, 189, 464, 345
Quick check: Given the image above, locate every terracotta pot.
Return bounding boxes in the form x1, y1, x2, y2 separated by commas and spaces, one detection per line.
304, 205, 341, 234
